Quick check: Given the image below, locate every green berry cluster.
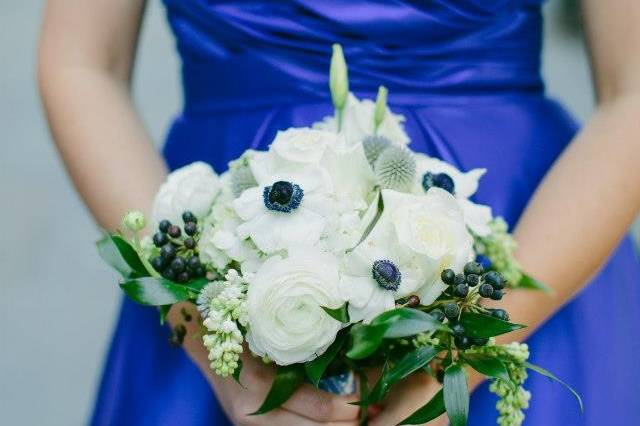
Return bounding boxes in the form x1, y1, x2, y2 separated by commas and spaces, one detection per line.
474, 218, 523, 286
150, 211, 205, 282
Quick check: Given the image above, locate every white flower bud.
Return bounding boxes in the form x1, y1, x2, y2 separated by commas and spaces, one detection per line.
123, 210, 146, 232
330, 44, 349, 111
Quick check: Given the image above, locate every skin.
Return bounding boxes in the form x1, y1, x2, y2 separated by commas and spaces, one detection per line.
38, 0, 640, 424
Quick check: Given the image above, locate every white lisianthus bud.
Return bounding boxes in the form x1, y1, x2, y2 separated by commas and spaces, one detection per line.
374, 85, 388, 132
330, 43, 349, 112
122, 210, 146, 231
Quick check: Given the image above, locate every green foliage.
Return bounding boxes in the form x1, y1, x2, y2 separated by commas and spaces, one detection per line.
463, 353, 512, 386
459, 311, 525, 339
97, 234, 148, 278
365, 344, 439, 404
398, 389, 445, 425
525, 362, 583, 413
304, 332, 347, 387
443, 364, 469, 426
251, 365, 305, 415
120, 277, 193, 306
322, 304, 350, 323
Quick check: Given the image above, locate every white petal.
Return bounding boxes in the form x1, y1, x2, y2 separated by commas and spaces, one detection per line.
233, 187, 263, 221
460, 199, 493, 237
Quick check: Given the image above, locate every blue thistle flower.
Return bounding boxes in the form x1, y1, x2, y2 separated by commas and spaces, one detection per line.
374, 146, 416, 192
362, 135, 392, 166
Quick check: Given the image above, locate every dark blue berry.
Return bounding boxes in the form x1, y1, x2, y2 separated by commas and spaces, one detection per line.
153, 232, 168, 247
160, 244, 176, 261
176, 271, 190, 283
466, 274, 479, 287
193, 266, 205, 278
187, 256, 201, 271
182, 211, 197, 224
151, 256, 165, 272
430, 309, 445, 322
490, 289, 504, 301
441, 269, 455, 285
454, 283, 469, 297
168, 225, 182, 238
464, 261, 483, 276
479, 283, 494, 298
451, 322, 465, 336
158, 220, 171, 233
432, 173, 455, 194
170, 257, 186, 274
372, 259, 402, 291
444, 303, 460, 319
454, 335, 471, 349
162, 269, 176, 281
184, 237, 196, 249
184, 222, 197, 236
489, 309, 509, 321
484, 271, 504, 289
454, 273, 466, 286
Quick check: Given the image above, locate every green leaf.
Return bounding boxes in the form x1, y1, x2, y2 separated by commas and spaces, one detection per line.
97, 234, 148, 278
250, 365, 305, 415
463, 353, 512, 385
346, 322, 388, 360
158, 305, 171, 325
233, 360, 243, 385
182, 278, 211, 294
374, 308, 448, 338
398, 389, 445, 425
305, 332, 347, 387
120, 277, 191, 306
443, 364, 469, 426
525, 362, 583, 413
350, 190, 384, 251
322, 304, 350, 323
459, 311, 525, 339
367, 345, 440, 403
517, 273, 553, 293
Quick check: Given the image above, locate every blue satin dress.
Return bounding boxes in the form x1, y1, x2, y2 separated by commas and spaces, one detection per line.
91, 1, 640, 425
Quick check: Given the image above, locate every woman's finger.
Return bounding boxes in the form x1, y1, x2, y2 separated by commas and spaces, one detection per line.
281, 383, 360, 422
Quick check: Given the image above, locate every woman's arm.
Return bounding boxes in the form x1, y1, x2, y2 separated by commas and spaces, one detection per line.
39, 2, 358, 424
371, 2, 640, 424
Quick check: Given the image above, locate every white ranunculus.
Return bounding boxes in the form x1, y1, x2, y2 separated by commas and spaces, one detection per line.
151, 162, 221, 226
246, 248, 345, 365
314, 93, 410, 147
381, 189, 474, 304
270, 127, 340, 167
413, 154, 493, 236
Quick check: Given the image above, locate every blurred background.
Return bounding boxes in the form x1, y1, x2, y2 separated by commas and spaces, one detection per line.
0, 1, 638, 424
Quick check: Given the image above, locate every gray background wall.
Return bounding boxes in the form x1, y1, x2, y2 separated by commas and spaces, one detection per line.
0, 1, 635, 425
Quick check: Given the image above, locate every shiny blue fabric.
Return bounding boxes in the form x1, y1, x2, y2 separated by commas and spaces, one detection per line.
91, 1, 640, 425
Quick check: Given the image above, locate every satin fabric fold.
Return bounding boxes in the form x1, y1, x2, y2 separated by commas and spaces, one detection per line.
91, 1, 640, 425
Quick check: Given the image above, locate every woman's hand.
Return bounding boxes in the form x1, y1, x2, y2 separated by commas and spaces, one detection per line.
211, 353, 361, 426
368, 372, 447, 426
170, 302, 360, 425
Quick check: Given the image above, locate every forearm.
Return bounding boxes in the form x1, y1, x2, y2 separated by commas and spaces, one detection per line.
39, 65, 167, 230
501, 94, 640, 342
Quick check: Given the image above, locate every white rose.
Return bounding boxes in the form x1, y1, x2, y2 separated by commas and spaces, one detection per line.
246, 248, 345, 365
151, 162, 221, 226
314, 93, 410, 146
270, 128, 340, 167
413, 154, 493, 236
381, 189, 474, 303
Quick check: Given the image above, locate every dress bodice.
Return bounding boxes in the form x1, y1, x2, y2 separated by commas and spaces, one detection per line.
163, 0, 546, 112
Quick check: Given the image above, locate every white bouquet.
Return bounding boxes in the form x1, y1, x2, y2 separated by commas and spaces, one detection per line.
99, 45, 580, 425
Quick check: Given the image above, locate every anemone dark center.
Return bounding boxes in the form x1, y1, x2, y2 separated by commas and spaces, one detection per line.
372, 259, 401, 291
422, 172, 455, 195
263, 181, 304, 213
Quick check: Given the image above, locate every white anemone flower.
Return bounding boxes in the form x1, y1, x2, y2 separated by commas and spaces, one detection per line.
233, 163, 334, 254
413, 154, 493, 236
